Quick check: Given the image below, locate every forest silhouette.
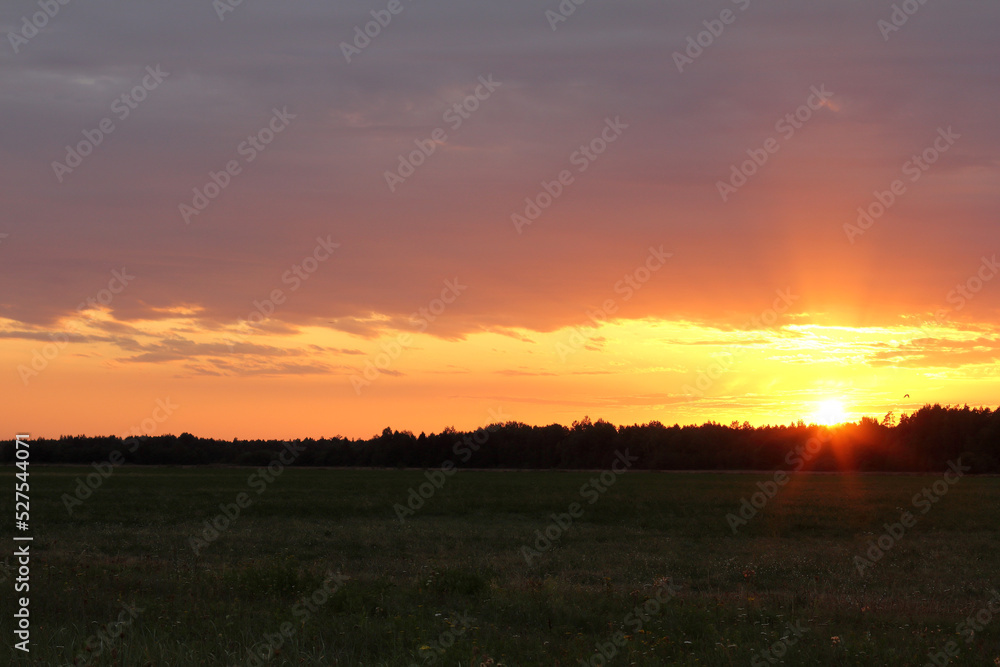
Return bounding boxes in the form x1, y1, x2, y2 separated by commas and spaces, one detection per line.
6, 404, 1000, 473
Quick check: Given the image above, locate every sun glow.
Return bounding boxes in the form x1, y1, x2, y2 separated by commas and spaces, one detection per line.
813, 399, 847, 426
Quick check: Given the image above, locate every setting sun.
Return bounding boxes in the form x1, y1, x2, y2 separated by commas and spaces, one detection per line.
1, 1, 997, 445
813, 400, 847, 426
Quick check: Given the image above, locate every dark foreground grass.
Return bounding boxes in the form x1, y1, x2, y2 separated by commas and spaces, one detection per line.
1, 466, 999, 665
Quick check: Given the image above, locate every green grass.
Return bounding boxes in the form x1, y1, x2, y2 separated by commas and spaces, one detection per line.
1, 467, 999, 665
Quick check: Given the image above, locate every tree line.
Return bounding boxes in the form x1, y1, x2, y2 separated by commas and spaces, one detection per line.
3, 404, 999, 473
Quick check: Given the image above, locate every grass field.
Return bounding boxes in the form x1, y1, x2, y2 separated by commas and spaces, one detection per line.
2, 465, 999, 666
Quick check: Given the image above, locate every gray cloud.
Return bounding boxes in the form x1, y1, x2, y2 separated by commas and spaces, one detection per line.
2, 0, 998, 342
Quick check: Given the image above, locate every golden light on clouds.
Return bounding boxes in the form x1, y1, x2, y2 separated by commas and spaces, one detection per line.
1, 0, 998, 441
3, 308, 997, 438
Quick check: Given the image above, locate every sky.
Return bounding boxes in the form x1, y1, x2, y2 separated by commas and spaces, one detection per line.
1, 0, 998, 440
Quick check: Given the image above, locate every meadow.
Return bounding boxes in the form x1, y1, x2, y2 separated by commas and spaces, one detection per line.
1, 466, 999, 666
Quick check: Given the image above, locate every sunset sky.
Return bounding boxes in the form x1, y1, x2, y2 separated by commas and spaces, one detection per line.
2, 0, 998, 439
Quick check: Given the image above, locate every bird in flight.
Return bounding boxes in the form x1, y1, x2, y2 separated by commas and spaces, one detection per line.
904, 394, 910, 398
